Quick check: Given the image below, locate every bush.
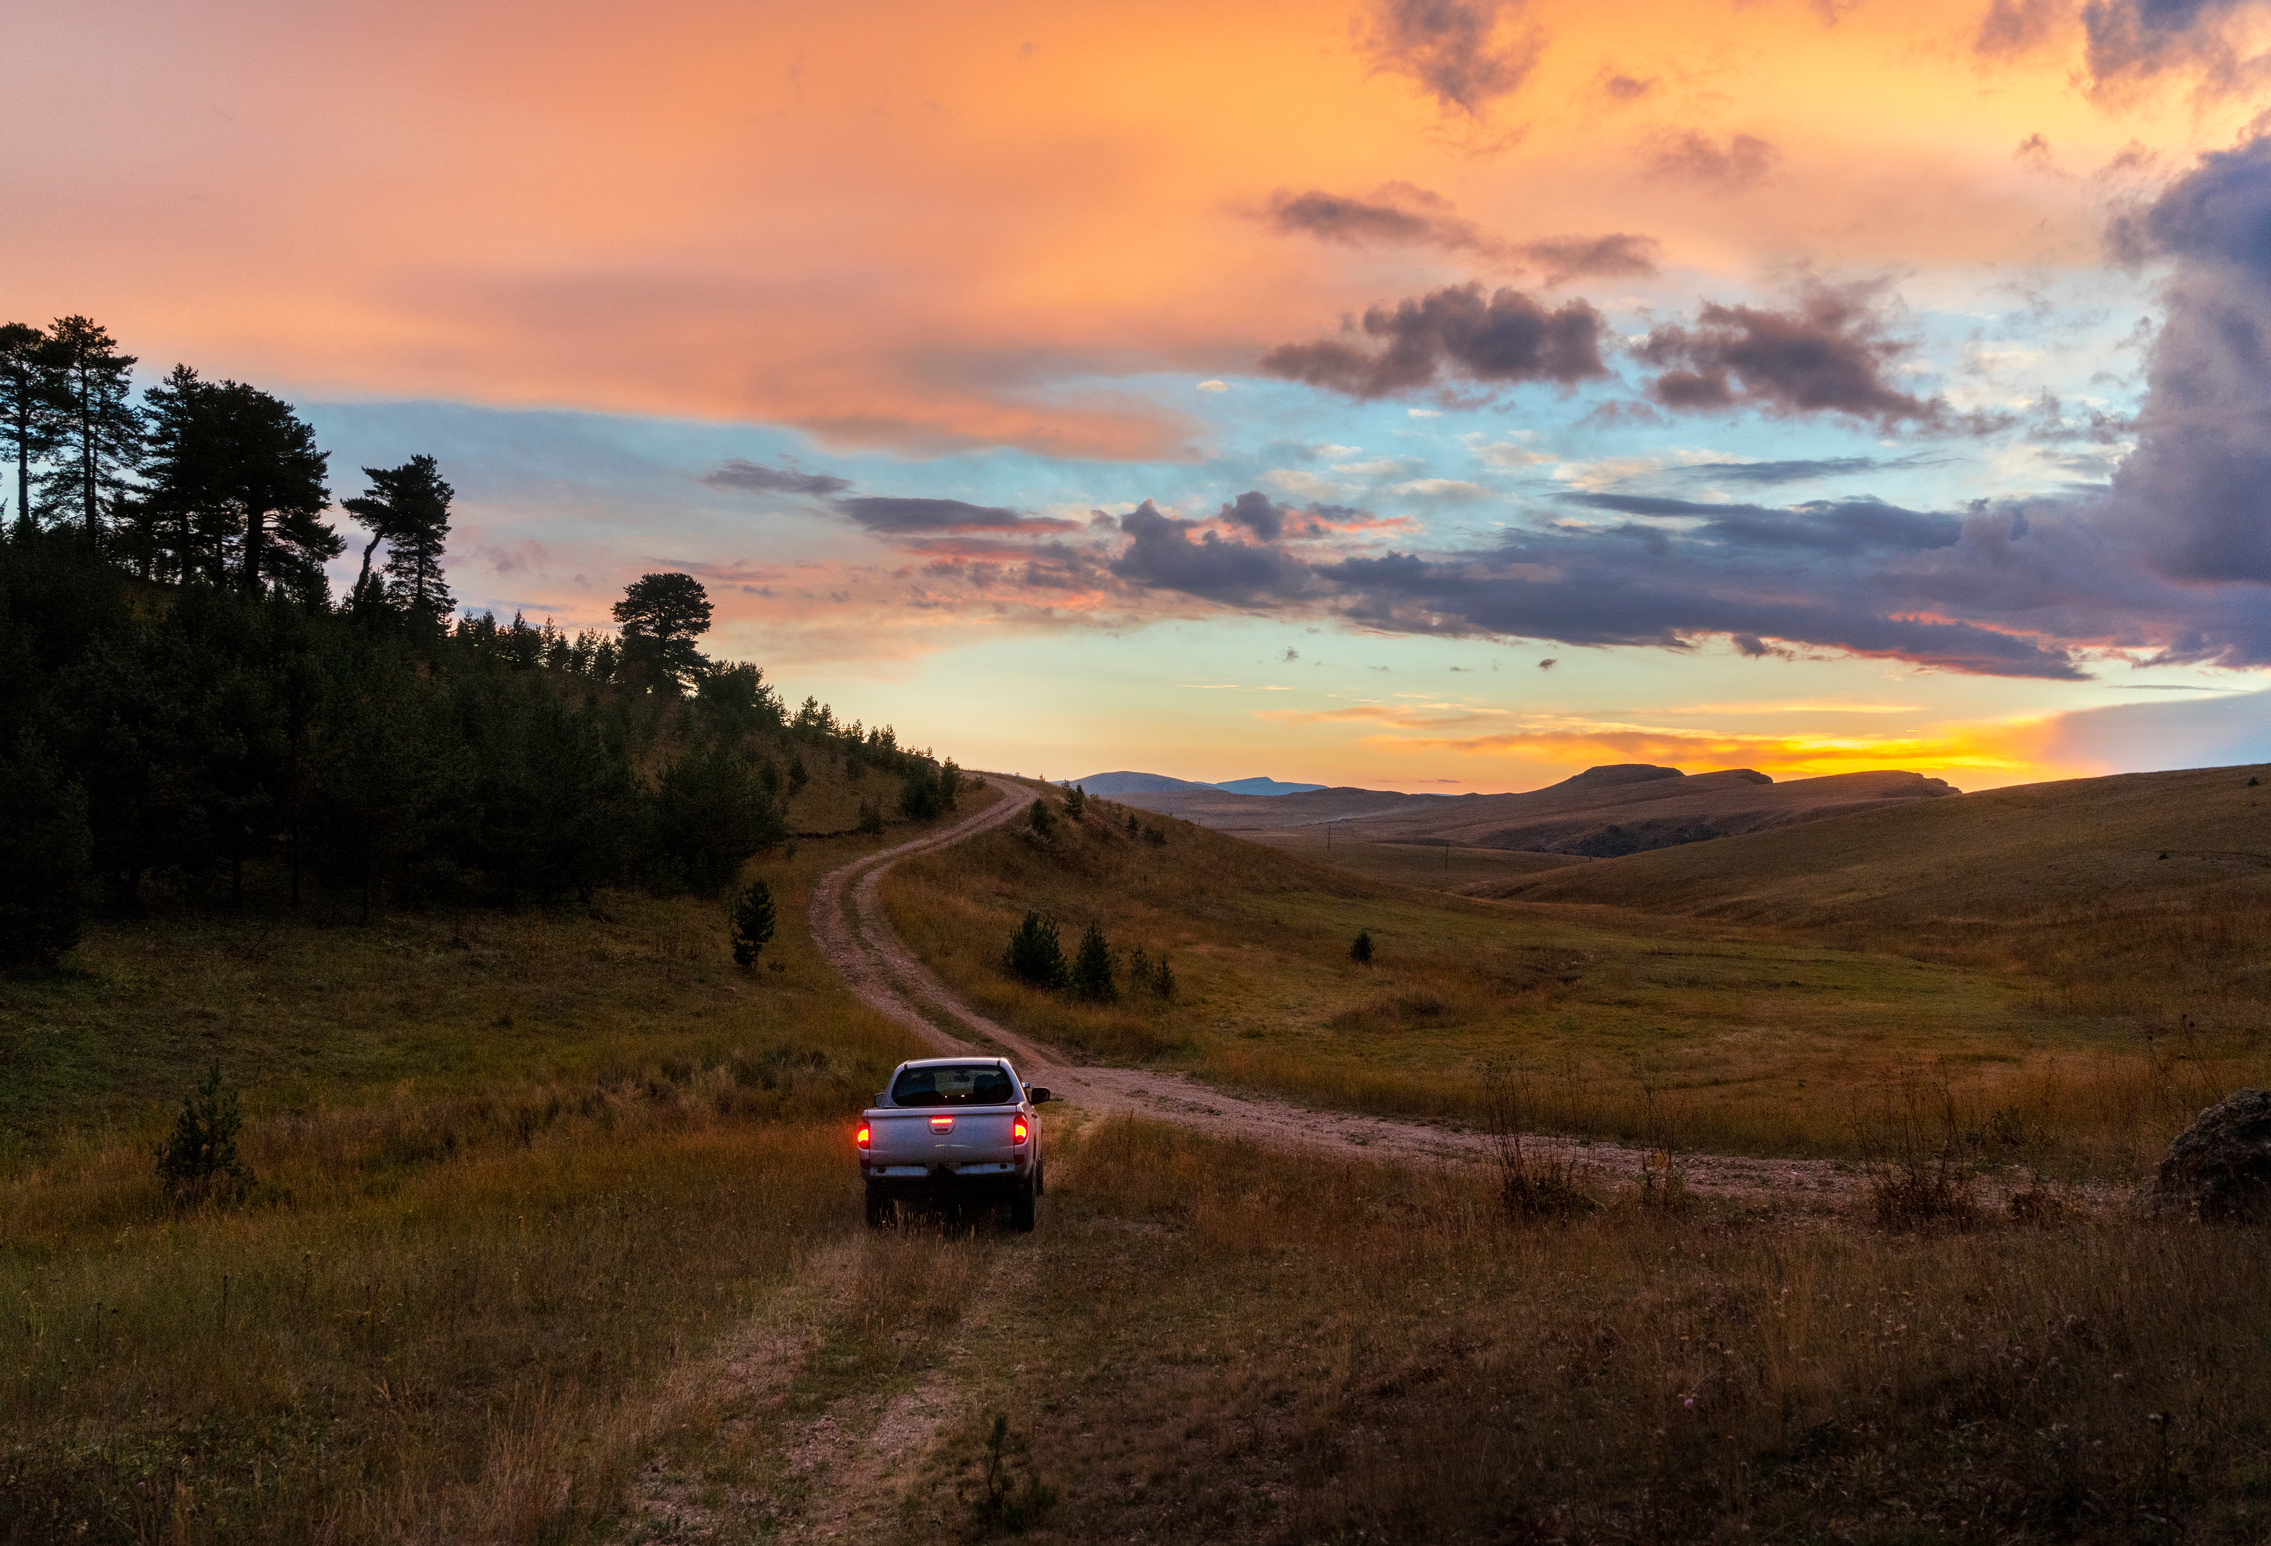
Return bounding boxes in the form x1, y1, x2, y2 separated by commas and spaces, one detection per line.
858, 797, 885, 835
1128, 945, 1175, 999
730, 878, 776, 966
1027, 799, 1055, 838
1004, 911, 1067, 989
1350, 929, 1374, 965
1071, 921, 1117, 1001
0, 734, 93, 971
155, 1061, 253, 1203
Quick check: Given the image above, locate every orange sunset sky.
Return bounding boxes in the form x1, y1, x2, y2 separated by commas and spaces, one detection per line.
12, 0, 2271, 789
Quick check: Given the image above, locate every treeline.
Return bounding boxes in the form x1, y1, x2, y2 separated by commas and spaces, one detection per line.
0, 318, 962, 968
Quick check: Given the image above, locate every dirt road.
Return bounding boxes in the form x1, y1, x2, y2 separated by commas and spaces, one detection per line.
807, 778, 1891, 1206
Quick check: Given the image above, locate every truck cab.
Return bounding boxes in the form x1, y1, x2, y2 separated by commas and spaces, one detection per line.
857, 1057, 1050, 1231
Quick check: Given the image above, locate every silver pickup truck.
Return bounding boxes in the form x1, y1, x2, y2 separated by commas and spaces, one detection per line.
857, 1057, 1050, 1231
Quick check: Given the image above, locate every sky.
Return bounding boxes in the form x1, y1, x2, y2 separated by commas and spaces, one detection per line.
12, 0, 2271, 791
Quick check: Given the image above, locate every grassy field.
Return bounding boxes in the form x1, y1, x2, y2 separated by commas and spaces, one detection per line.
12, 761, 2271, 1542
884, 787, 2271, 1175
0, 770, 999, 1543
1242, 828, 1582, 893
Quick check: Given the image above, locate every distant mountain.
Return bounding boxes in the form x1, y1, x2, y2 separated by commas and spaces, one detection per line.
1100, 762, 1960, 857
1071, 771, 1216, 794
1210, 777, 1329, 796
1069, 771, 1330, 797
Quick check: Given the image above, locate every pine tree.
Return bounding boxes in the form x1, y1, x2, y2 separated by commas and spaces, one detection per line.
1071, 920, 1117, 1001
343, 455, 454, 620
613, 572, 713, 692
1004, 911, 1067, 989
731, 878, 777, 966
1351, 929, 1374, 965
36, 316, 141, 540
0, 322, 58, 537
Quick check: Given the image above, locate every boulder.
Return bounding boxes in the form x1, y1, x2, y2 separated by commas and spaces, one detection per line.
2147, 1089, 2271, 1222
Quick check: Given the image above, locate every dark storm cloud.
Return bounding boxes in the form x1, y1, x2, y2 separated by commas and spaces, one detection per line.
702, 457, 853, 497
1260, 283, 1609, 398
1634, 283, 1947, 426
1362, 0, 1545, 115
1108, 501, 1315, 602
833, 496, 1076, 535
1644, 131, 1780, 190
1260, 187, 1659, 284
2103, 133, 2271, 584
1562, 493, 1965, 554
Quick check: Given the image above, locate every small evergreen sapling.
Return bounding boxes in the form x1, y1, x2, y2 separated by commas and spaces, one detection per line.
1004, 911, 1068, 989
731, 878, 777, 966
156, 1061, 252, 1203
1350, 929, 1374, 965
1064, 783, 1086, 819
1071, 920, 1117, 1001
1027, 799, 1055, 838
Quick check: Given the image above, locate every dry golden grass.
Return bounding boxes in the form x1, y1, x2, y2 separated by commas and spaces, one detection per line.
0, 768, 1000, 1543
903, 1116, 2271, 1545
1242, 829, 1582, 893
884, 790, 2271, 1175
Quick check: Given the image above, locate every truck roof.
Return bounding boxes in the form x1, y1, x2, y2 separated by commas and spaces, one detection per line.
893, 1056, 1016, 1070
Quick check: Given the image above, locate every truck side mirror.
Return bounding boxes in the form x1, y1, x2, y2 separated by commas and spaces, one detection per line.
1030, 1087, 1051, 1104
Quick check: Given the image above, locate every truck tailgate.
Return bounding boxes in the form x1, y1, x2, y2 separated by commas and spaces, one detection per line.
865, 1108, 1022, 1170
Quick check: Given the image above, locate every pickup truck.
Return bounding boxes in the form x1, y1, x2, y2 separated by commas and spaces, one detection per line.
857, 1057, 1050, 1231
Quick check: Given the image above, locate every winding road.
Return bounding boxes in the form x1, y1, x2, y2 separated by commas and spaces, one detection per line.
809, 778, 1867, 1205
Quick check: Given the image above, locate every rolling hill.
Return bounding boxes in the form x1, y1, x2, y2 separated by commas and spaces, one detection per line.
1107, 762, 1960, 857
1487, 760, 2271, 929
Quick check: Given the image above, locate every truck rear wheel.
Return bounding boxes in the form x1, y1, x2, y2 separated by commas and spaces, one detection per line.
1009, 1176, 1036, 1233
865, 1186, 892, 1229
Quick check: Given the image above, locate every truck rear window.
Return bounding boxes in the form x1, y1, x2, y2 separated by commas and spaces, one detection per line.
891, 1065, 1017, 1107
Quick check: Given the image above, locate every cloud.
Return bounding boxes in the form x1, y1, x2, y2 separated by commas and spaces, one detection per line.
1668, 455, 1936, 484
1644, 131, 1780, 190
1519, 232, 1663, 285
1196, 379, 1229, 392
1560, 493, 1965, 554
1221, 490, 1291, 540
702, 457, 854, 497
1260, 282, 1609, 398
833, 496, 1080, 534
1259, 186, 1658, 284
2102, 133, 2271, 584
1601, 72, 1658, 102
2082, 0, 2267, 92
1361, 0, 1545, 115
1633, 282, 1948, 426
1109, 500, 1315, 603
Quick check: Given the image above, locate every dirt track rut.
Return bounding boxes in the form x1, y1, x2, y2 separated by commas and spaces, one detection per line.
809, 778, 1868, 1206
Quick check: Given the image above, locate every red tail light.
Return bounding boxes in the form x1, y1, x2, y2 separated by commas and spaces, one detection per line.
1012, 1118, 1029, 1145
855, 1124, 871, 1151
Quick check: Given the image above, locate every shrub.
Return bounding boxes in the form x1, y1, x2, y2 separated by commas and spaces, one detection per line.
1004, 911, 1067, 989
1129, 945, 1175, 999
788, 754, 808, 793
957, 1414, 1057, 1535
1481, 1061, 1596, 1221
858, 797, 885, 835
730, 878, 776, 966
1071, 921, 1117, 1001
1027, 799, 1055, 838
1143, 823, 1165, 847
155, 1061, 253, 1203
1350, 929, 1374, 965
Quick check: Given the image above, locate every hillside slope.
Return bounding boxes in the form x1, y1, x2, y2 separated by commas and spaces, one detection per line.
1113, 762, 1958, 857
1493, 761, 2271, 927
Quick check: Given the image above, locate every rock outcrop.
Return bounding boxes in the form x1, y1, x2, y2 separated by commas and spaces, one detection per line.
2147, 1089, 2271, 1222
